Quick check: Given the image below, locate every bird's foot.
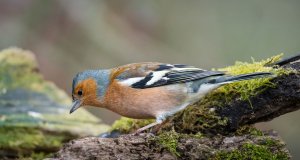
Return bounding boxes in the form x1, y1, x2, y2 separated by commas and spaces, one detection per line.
131, 121, 160, 135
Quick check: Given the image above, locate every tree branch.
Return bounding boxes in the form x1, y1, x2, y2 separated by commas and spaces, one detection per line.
218, 72, 300, 131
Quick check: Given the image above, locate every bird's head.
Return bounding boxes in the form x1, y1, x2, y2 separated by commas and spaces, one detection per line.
69, 70, 110, 114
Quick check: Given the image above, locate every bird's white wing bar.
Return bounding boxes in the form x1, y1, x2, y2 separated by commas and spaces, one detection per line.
146, 70, 169, 86
119, 77, 145, 86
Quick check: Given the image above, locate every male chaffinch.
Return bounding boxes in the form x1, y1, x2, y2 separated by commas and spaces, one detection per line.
70, 62, 272, 133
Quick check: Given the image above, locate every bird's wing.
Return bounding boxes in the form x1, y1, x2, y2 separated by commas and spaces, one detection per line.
113, 62, 225, 89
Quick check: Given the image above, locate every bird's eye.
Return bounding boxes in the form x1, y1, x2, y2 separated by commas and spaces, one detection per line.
77, 90, 83, 96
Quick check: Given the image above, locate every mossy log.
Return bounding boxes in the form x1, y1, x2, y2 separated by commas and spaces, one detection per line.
53, 54, 300, 160
0, 48, 110, 159
54, 131, 289, 160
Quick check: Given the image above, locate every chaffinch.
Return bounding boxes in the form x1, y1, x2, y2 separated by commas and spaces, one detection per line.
70, 62, 272, 133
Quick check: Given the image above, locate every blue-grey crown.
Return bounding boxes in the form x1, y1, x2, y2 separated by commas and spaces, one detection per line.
72, 69, 110, 99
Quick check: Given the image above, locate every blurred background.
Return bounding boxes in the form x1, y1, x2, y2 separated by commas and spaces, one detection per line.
0, 0, 299, 158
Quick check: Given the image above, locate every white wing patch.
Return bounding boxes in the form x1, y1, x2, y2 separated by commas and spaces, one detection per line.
146, 70, 169, 86
119, 77, 145, 86
144, 65, 200, 86
162, 77, 170, 80
171, 67, 199, 71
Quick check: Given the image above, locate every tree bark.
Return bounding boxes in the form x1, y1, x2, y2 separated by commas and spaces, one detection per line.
218, 72, 300, 131
53, 131, 289, 160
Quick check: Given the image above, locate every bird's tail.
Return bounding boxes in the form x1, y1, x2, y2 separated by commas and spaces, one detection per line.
213, 72, 273, 84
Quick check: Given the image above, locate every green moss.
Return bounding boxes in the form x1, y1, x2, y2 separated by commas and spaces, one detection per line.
0, 48, 39, 88
19, 152, 53, 160
235, 126, 264, 136
211, 138, 290, 160
151, 131, 206, 157
152, 130, 289, 159
0, 126, 75, 158
29, 152, 49, 160
260, 137, 286, 150
169, 103, 228, 134
0, 112, 109, 136
156, 130, 181, 157
42, 113, 110, 135
193, 132, 204, 139
111, 117, 154, 133
206, 53, 292, 105
0, 47, 70, 104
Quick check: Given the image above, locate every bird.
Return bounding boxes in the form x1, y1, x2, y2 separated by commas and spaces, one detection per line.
69, 62, 272, 133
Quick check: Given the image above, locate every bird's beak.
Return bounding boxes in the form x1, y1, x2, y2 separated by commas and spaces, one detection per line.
70, 100, 82, 114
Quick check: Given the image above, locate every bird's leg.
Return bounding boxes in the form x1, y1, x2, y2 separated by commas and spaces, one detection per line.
151, 118, 170, 134
133, 121, 162, 135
